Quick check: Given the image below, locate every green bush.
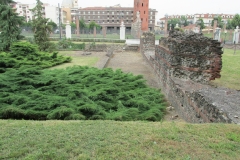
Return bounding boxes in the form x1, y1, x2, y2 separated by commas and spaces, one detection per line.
57, 38, 85, 50
0, 41, 71, 73
0, 66, 166, 121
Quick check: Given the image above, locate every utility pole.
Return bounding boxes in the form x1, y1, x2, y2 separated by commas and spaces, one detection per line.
58, 3, 62, 39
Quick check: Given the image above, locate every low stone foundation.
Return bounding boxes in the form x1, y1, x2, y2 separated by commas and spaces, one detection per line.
140, 31, 240, 124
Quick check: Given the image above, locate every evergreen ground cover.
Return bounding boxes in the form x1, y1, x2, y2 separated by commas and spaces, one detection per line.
1, 120, 239, 160
0, 66, 166, 121
0, 42, 71, 73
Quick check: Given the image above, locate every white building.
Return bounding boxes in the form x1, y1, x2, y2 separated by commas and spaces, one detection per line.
12, 2, 60, 26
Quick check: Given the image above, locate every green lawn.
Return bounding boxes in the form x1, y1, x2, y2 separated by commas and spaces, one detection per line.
0, 120, 239, 160
49, 51, 98, 69
211, 48, 240, 90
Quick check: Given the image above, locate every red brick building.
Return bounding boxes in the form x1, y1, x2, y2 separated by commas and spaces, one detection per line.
133, 0, 149, 31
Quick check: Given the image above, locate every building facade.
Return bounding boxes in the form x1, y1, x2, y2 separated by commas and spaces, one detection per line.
74, 6, 157, 32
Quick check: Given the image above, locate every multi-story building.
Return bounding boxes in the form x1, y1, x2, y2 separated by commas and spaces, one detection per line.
74, 6, 157, 32
159, 13, 234, 30
11, 2, 60, 26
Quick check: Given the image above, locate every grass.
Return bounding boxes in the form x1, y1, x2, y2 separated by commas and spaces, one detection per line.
49, 51, 98, 69
211, 48, 240, 90
0, 120, 239, 160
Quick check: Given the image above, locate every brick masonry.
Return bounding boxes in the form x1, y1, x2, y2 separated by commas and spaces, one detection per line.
140, 31, 240, 124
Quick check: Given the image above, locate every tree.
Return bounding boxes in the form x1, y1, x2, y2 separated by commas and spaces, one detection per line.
231, 14, 240, 29
198, 18, 205, 30
79, 18, 87, 29
226, 19, 233, 30
47, 21, 58, 32
70, 22, 76, 33
167, 18, 180, 30
0, 2, 24, 51
0, 0, 15, 5
180, 16, 189, 27
211, 16, 224, 28
31, 0, 52, 51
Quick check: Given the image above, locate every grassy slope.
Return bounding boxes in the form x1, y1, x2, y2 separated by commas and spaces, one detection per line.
211, 48, 240, 90
49, 51, 98, 69
0, 120, 239, 160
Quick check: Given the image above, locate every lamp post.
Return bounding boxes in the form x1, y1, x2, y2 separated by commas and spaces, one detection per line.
165, 14, 168, 37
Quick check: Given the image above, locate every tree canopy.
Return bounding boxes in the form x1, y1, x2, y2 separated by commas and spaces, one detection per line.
0, 2, 24, 51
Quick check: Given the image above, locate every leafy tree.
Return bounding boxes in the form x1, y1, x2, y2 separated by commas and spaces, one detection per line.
231, 14, 240, 29
47, 20, 58, 32
0, 2, 24, 51
180, 16, 189, 26
198, 18, 205, 30
167, 18, 180, 30
31, 0, 52, 51
211, 16, 224, 28
70, 22, 76, 33
79, 18, 87, 29
226, 19, 233, 30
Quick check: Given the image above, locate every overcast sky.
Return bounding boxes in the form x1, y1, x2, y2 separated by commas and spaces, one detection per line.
17, 0, 239, 20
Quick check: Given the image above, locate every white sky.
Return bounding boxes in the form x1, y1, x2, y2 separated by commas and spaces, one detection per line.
17, 0, 240, 20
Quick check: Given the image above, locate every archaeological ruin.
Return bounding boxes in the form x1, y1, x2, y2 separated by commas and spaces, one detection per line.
140, 30, 240, 124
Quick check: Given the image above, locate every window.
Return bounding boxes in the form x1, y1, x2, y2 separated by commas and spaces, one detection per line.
98, 16, 100, 18
142, 3, 143, 7
151, 12, 152, 15
88, 11, 90, 14
93, 12, 95, 14
112, 12, 114, 15
150, 21, 152, 24
19, 6, 21, 8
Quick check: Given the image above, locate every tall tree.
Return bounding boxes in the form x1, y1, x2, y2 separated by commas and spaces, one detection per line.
31, 0, 52, 51
231, 14, 240, 29
0, 2, 24, 51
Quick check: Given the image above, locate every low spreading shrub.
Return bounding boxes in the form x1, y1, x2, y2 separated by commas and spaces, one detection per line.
0, 41, 71, 73
0, 66, 166, 121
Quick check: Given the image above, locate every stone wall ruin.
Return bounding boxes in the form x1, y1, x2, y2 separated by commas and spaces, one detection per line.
140, 31, 240, 124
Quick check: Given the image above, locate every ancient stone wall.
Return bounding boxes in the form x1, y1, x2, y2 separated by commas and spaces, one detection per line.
158, 30, 223, 84
140, 31, 240, 124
